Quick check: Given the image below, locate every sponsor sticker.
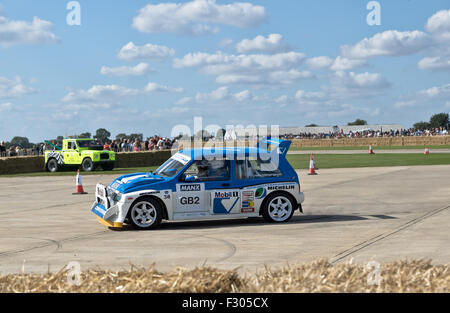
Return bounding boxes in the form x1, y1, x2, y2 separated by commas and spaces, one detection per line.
215, 191, 239, 198
268, 184, 295, 191
111, 181, 121, 189
172, 153, 191, 166
241, 208, 255, 213
180, 184, 201, 192
255, 188, 267, 199
140, 191, 160, 196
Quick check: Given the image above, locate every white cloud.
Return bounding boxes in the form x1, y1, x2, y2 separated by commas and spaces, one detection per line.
183, 87, 252, 105
0, 76, 37, 99
330, 56, 368, 71
175, 97, 193, 105
216, 69, 312, 86
234, 89, 251, 102
418, 56, 450, 70
219, 38, 234, 48
100, 63, 153, 76
306, 56, 333, 69
132, 0, 267, 35
0, 15, 59, 47
195, 86, 230, 102
418, 83, 450, 97
0, 102, 12, 112
61, 85, 141, 103
62, 82, 183, 104
295, 90, 327, 103
425, 9, 450, 41
341, 30, 432, 59
306, 56, 366, 71
118, 42, 175, 61
145, 82, 183, 93
236, 34, 287, 53
395, 83, 450, 108
174, 51, 308, 86
333, 71, 390, 90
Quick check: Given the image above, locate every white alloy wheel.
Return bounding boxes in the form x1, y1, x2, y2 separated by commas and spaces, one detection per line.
266, 195, 294, 222
130, 201, 159, 229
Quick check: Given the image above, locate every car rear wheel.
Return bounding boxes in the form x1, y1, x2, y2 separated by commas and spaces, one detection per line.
47, 159, 59, 172
261, 193, 295, 223
81, 158, 94, 172
128, 198, 163, 230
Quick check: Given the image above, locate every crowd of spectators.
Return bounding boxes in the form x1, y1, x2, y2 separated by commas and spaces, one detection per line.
1, 128, 449, 158
0, 141, 45, 157
102, 136, 177, 153
0, 136, 177, 158
281, 127, 449, 140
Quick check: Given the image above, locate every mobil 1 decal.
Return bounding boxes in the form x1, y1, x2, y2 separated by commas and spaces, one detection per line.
212, 190, 240, 214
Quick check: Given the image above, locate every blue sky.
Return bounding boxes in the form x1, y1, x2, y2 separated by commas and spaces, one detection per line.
0, 0, 449, 142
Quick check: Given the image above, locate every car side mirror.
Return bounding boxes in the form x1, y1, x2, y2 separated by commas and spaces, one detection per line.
184, 176, 196, 182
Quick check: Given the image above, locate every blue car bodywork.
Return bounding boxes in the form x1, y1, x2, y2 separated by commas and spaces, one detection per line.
92, 137, 305, 229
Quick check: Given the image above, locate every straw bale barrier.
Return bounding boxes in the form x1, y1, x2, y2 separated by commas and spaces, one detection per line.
1, 259, 448, 293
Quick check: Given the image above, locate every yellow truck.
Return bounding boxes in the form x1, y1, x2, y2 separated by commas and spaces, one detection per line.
45, 138, 115, 172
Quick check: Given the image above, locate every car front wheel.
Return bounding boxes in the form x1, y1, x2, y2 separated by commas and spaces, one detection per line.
261, 193, 295, 223
128, 198, 163, 230
81, 158, 94, 172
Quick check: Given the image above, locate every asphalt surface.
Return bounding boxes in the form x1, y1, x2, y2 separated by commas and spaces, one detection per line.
0, 165, 449, 274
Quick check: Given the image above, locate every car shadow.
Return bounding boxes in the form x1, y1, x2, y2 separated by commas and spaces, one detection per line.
109, 214, 387, 232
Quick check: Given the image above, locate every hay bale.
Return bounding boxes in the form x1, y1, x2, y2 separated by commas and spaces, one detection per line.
0, 156, 45, 175
0, 260, 447, 293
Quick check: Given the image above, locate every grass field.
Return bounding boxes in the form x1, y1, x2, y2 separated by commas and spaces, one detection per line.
1, 154, 450, 177
0, 167, 159, 178
290, 145, 450, 151
287, 153, 450, 169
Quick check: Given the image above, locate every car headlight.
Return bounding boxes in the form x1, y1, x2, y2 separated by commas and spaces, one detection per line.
107, 187, 122, 204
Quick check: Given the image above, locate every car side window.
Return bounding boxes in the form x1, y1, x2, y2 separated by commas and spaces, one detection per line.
182, 159, 230, 182
236, 157, 283, 180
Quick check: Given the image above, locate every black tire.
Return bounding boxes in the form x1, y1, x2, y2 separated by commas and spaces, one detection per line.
261, 192, 296, 223
81, 158, 94, 172
102, 163, 115, 171
128, 197, 163, 230
46, 159, 59, 172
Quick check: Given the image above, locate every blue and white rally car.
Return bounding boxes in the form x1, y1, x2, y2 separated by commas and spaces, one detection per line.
91, 138, 305, 230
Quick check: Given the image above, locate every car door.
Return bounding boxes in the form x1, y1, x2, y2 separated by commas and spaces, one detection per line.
64, 141, 77, 164
204, 159, 242, 216
175, 161, 207, 214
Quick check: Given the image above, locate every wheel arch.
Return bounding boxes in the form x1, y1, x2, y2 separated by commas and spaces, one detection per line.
127, 195, 169, 221
46, 157, 58, 172
259, 190, 298, 216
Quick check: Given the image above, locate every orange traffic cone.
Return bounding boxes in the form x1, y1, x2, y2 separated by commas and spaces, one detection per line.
73, 170, 88, 195
369, 145, 375, 154
424, 148, 430, 155
308, 153, 317, 175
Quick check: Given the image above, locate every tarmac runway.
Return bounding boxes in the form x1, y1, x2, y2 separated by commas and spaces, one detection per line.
0, 165, 449, 274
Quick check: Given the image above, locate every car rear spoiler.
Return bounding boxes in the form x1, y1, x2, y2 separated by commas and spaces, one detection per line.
256, 137, 292, 157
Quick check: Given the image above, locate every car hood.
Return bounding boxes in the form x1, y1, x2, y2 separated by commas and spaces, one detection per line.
111, 172, 167, 193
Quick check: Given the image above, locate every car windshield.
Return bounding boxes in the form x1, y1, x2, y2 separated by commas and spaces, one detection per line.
77, 140, 96, 148
155, 158, 186, 177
